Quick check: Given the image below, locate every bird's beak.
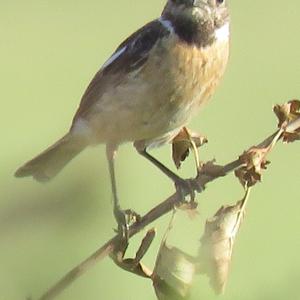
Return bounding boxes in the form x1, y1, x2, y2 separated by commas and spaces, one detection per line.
186, 0, 207, 8
188, 0, 211, 16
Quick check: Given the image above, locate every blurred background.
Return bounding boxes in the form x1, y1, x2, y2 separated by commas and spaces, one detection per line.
1, 0, 299, 299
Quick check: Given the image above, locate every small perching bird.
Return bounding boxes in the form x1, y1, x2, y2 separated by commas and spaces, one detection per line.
15, 0, 230, 235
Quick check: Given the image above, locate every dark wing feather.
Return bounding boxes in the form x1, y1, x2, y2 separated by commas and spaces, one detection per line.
72, 19, 171, 121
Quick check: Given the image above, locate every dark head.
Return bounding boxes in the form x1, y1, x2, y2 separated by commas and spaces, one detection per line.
162, 0, 229, 47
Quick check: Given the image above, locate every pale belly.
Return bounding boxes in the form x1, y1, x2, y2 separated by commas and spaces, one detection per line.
75, 35, 229, 146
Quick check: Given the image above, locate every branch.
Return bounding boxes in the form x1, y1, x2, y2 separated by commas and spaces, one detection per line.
37, 112, 300, 300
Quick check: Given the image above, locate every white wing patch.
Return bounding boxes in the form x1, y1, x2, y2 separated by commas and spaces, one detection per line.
101, 18, 173, 71
158, 17, 175, 34
101, 46, 127, 70
215, 22, 230, 43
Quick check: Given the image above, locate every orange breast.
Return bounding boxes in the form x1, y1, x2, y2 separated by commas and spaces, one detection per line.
139, 34, 230, 136
169, 36, 230, 111
73, 33, 230, 145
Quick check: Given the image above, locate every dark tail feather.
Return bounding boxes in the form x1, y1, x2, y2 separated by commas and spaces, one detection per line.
15, 133, 86, 182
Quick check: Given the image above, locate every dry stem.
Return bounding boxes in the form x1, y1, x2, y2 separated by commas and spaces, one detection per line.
36, 116, 299, 300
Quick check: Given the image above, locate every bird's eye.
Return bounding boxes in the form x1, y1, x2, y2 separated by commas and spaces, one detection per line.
216, 0, 225, 4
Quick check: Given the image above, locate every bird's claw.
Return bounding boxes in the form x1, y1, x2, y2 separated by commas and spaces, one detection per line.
174, 178, 196, 203
114, 207, 141, 240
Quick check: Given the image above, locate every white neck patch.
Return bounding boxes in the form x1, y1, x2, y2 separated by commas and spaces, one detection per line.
215, 22, 230, 42
158, 17, 175, 34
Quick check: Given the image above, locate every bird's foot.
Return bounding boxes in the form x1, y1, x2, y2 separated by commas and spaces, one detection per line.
114, 206, 141, 240
174, 177, 198, 205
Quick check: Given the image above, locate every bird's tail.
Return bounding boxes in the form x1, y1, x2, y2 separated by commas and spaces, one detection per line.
15, 133, 86, 182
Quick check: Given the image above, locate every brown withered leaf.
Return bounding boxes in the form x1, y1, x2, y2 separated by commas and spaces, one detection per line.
273, 100, 300, 142
152, 242, 196, 300
282, 131, 300, 143
197, 189, 250, 294
179, 201, 199, 220
110, 229, 155, 278
273, 100, 300, 127
235, 147, 270, 187
172, 127, 207, 169
152, 212, 196, 300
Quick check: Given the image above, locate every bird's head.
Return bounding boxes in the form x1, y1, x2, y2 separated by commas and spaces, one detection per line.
162, 0, 228, 26
162, 0, 229, 46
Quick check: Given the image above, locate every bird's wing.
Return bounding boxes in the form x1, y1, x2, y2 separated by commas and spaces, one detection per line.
72, 19, 172, 122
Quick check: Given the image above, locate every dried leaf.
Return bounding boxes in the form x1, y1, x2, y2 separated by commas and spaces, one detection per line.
135, 228, 156, 264
273, 100, 300, 127
235, 147, 270, 187
283, 131, 300, 143
110, 229, 155, 278
153, 242, 196, 300
197, 190, 250, 294
273, 100, 300, 142
152, 212, 196, 299
120, 258, 153, 278
172, 127, 207, 169
179, 201, 199, 220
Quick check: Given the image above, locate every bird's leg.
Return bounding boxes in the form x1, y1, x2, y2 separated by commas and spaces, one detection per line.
106, 143, 140, 239
134, 143, 196, 202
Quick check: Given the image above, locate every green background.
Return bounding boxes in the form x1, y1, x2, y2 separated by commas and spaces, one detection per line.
1, 1, 299, 299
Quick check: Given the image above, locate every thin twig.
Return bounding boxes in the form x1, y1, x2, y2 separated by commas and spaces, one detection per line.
37, 163, 240, 300
36, 117, 299, 300
39, 243, 115, 300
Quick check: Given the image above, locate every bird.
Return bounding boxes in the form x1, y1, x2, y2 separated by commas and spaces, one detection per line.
15, 0, 230, 235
